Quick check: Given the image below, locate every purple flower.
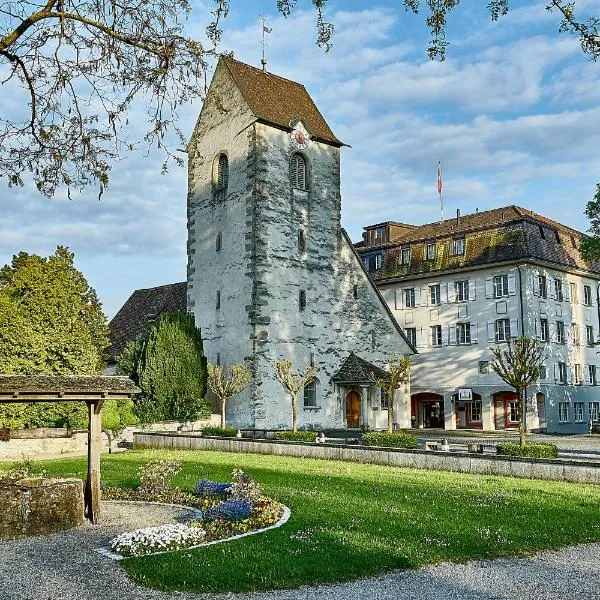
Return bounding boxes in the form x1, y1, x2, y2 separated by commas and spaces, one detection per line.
204, 500, 253, 522
194, 479, 231, 497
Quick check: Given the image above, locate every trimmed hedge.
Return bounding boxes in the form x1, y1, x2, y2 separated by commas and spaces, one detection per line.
273, 431, 317, 442
362, 431, 419, 449
201, 426, 238, 438
496, 442, 559, 459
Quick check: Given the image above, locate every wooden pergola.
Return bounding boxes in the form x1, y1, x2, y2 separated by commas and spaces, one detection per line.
0, 375, 140, 524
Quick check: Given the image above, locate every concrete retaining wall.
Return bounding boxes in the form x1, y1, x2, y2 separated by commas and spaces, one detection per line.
133, 432, 600, 485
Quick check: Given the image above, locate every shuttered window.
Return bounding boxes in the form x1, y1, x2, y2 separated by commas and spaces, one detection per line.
291, 153, 307, 190
215, 154, 228, 199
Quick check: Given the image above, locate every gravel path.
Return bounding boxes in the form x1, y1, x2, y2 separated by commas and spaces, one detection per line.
1, 502, 599, 600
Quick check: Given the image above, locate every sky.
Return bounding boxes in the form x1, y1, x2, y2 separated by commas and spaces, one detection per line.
1, 0, 600, 319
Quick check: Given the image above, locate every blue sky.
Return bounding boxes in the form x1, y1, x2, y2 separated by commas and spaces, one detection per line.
1, 0, 600, 318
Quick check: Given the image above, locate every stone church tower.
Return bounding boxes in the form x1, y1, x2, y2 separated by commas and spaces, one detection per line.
187, 57, 414, 430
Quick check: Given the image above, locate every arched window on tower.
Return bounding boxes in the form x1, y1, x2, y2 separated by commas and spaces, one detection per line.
290, 153, 307, 191
215, 153, 229, 200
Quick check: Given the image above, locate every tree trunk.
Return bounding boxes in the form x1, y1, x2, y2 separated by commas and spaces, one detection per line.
220, 398, 226, 429
292, 392, 298, 433
388, 389, 393, 433
518, 388, 526, 448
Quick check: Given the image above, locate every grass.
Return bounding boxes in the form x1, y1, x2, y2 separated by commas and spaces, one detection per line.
6, 449, 600, 594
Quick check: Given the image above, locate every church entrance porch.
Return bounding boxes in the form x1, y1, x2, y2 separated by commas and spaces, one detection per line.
411, 393, 444, 428
345, 390, 361, 428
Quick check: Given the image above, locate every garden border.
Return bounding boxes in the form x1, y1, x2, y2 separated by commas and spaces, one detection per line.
96, 500, 291, 561
133, 432, 600, 485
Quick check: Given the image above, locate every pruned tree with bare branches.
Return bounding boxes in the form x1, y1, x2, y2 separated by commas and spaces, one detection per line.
207, 363, 252, 429
368, 356, 411, 433
490, 337, 545, 448
272, 359, 317, 433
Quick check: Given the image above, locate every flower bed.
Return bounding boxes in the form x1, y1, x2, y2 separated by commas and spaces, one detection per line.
103, 461, 286, 558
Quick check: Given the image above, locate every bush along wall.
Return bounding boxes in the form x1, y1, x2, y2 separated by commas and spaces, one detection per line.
496, 442, 559, 459
362, 431, 419, 449
201, 426, 238, 438
272, 431, 317, 443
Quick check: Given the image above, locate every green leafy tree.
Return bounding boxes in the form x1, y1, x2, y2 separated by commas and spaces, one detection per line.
490, 337, 545, 448
580, 184, 600, 261
272, 360, 318, 433
102, 399, 140, 454
0, 246, 109, 429
207, 363, 252, 429
117, 311, 209, 423
368, 357, 411, 433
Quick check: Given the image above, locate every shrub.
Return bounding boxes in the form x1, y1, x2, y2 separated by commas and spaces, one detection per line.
203, 499, 253, 522
138, 459, 181, 493
273, 430, 316, 442
362, 431, 419, 449
228, 468, 262, 504
201, 426, 238, 437
194, 479, 231, 498
496, 442, 559, 459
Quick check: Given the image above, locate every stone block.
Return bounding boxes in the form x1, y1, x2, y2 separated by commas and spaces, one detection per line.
0, 478, 84, 540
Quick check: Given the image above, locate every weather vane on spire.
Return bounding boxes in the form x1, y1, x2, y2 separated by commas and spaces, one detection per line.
260, 15, 272, 71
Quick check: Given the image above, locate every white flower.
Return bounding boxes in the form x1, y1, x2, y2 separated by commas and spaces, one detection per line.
110, 523, 206, 557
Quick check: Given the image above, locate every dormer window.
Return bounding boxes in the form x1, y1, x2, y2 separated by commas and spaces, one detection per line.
214, 153, 229, 200
426, 242, 436, 260
539, 225, 546, 239
291, 153, 307, 190
374, 228, 383, 242
400, 245, 410, 265
555, 230, 561, 244
452, 237, 465, 256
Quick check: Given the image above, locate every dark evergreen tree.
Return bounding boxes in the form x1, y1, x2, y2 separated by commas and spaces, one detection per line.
117, 311, 209, 423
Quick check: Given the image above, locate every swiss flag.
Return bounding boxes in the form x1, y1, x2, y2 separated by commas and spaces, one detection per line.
437, 161, 443, 194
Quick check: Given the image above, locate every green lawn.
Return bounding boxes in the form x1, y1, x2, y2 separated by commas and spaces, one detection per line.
7, 449, 600, 594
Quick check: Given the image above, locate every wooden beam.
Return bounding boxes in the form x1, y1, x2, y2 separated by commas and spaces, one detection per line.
84, 399, 105, 524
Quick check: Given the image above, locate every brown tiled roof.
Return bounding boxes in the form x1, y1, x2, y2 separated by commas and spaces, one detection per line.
331, 352, 388, 383
222, 57, 343, 147
359, 205, 600, 279
108, 282, 187, 361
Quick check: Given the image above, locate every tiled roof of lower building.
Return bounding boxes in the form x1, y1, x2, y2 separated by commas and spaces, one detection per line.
332, 352, 389, 383
108, 282, 187, 361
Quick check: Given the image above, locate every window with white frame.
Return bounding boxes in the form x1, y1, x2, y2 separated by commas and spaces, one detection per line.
455, 280, 469, 302
538, 275, 547, 298
456, 322, 471, 345
426, 242, 436, 260
590, 402, 599, 423
587, 325, 595, 346
540, 318, 549, 342
539, 365, 547, 380
374, 254, 383, 270
556, 321, 565, 344
589, 365, 597, 386
574, 402, 584, 422
400, 246, 410, 265
469, 402, 482, 422
430, 284, 441, 306
575, 363, 582, 385
584, 285, 592, 306
452, 237, 465, 255
495, 319, 510, 342
493, 275, 509, 298
508, 402, 520, 423
570, 282, 578, 304
559, 402, 569, 422
573, 323, 580, 345
404, 288, 416, 308
303, 379, 317, 408
430, 325, 443, 347
554, 278, 564, 301
374, 228, 383, 241
558, 362, 567, 384
405, 327, 417, 347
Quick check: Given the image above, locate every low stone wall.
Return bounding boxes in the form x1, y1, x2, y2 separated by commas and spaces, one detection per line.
0, 415, 221, 460
0, 478, 84, 540
133, 432, 600, 485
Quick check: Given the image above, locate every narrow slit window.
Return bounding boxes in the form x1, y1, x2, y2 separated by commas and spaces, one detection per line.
291, 153, 307, 190
216, 290, 221, 310
215, 154, 229, 199
298, 229, 306, 254
216, 232, 222, 252
299, 290, 306, 311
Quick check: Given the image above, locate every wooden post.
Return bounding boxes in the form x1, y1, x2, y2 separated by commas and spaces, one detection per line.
85, 399, 104, 524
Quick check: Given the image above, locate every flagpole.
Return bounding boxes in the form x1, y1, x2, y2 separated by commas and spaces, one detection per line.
438, 161, 444, 222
